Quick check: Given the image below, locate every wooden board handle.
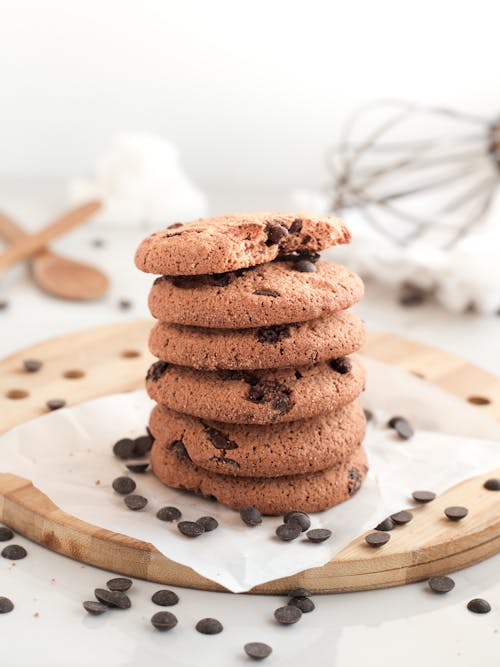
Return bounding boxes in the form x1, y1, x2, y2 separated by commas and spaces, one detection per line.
0, 200, 102, 272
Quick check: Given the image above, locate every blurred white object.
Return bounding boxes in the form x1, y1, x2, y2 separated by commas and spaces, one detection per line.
291, 187, 500, 315
69, 134, 208, 226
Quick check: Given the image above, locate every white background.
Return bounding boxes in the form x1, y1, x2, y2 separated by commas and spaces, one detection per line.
0, 0, 499, 190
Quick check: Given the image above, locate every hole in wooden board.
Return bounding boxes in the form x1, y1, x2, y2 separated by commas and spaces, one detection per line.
121, 350, 141, 359
467, 395, 491, 406
63, 369, 86, 379
6, 389, 29, 400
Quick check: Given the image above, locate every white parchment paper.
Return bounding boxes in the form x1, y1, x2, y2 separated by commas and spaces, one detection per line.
1, 357, 500, 592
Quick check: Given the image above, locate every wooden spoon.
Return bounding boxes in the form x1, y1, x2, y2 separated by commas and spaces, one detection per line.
0, 205, 109, 301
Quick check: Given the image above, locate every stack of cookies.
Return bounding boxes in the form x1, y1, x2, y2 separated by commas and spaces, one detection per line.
135, 213, 368, 515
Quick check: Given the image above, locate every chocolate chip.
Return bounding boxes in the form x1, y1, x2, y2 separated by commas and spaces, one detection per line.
83, 600, 108, 615
347, 468, 362, 495
203, 424, 238, 450
387, 416, 414, 440
364, 408, 374, 422
151, 611, 178, 630
288, 588, 311, 598
244, 642, 273, 660
146, 361, 170, 382
294, 259, 317, 273
46, 398, 66, 411
329, 357, 352, 374
240, 506, 262, 527
195, 617, 223, 634
171, 439, 191, 460
253, 288, 280, 297
156, 506, 182, 522
444, 506, 468, 521
257, 324, 291, 344
107, 577, 133, 592
118, 298, 132, 310
112, 476, 136, 495
266, 223, 289, 246
196, 516, 219, 532
284, 511, 311, 532
0, 597, 14, 614
168, 222, 183, 229
177, 521, 204, 537
0, 526, 14, 541
289, 218, 303, 234
399, 282, 428, 307
391, 510, 413, 525
23, 359, 43, 373
276, 523, 301, 541
152, 589, 179, 606
289, 597, 315, 613
484, 478, 500, 491
133, 434, 154, 456
428, 575, 455, 593
126, 462, 149, 473
365, 532, 391, 547
247, 380, 292, 415
375, 518, 395, 531
210, 455, 241, 469
274, 605, 302, 624
301, 234, 312, 244
0, 299, 9, 311
1, 544, 27, 560
412, 490, 436, 503
217, 369, 259, 384
294, 369, 303, 380
124, 495, 148, 511
94, 588, 131, 609
90, 238, 106, 248
113, 438, 135, 459
467, 598, 491, 614
306, 528, 332, 543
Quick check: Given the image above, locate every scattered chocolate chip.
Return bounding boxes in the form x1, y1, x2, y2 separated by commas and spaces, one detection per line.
244, 642, 273, 660
196, 516, 219, 532
428, 575, 455, 594
375, 518, 395, 531
126, 462, 149, 473
46, 399, 66, 411
94, 588, 131, 609
444, 506, 468, 521
118, 299, 132, 310
284, 511, 311, 532
467, 598, 491, 614
133, 434, 154, 456
289, 218, 303, 234
112, 476, 136, 495
266, 223, 289, 246
484, 478, 500, 491
388, 416, 414, 440
294, 369, 303, 380
306, 528, 332, 543
247, 380, 292, 415
146, 361, 170, 382
412, 490, 436, 503
1, 544, 27, 560
23, 359, 43, 373
301, 234, 312, 244
294, 259, 317, 273
177, 521, 204, 538
365, 532, 391, 547
0, 526, 14, 541
203, 424, 238, 450
168, 222, 183, 230
0, 597, 14, 614
90, 238, 106, 248
347, 468, 362, 495
210, 455, 241, 469
151, 611, 178, 630
257, 324, 291, 344
83, 600, 108, 615
195, 617, 223, 634
274, 605, 302, 625
107, 577, 133, 592
240, 506, 262, 527
399, 282, 428, 307
124, 495, 148, 511
329, 357, 352, 374
113, 438, 136, 460
253, 288, 280, 297
288, 588, 311, 598
276, 523, 301, 541
152, 589, 179, 606
171, 439, 191, 460
156, 506, 182, 522
0, 299, 9, 311
289, 596, 315, 613
363, 408, 374, 422
391, 510, 413, 525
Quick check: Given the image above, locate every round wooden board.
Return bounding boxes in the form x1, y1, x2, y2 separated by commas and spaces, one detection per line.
1, 320, 499, 594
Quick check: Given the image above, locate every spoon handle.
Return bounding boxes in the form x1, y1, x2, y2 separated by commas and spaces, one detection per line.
0, 200, 102, 273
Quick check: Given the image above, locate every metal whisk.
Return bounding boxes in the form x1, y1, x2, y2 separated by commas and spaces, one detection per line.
327, 100, 500, 249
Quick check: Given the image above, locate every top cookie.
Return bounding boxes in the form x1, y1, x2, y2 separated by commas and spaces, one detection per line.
135, 212, 351, 275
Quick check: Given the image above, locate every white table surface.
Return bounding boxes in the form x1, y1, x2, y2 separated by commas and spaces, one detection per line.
1, 183, 499, 666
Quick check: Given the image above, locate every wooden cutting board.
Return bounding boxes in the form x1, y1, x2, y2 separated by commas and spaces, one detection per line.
0, 320, 499, 594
